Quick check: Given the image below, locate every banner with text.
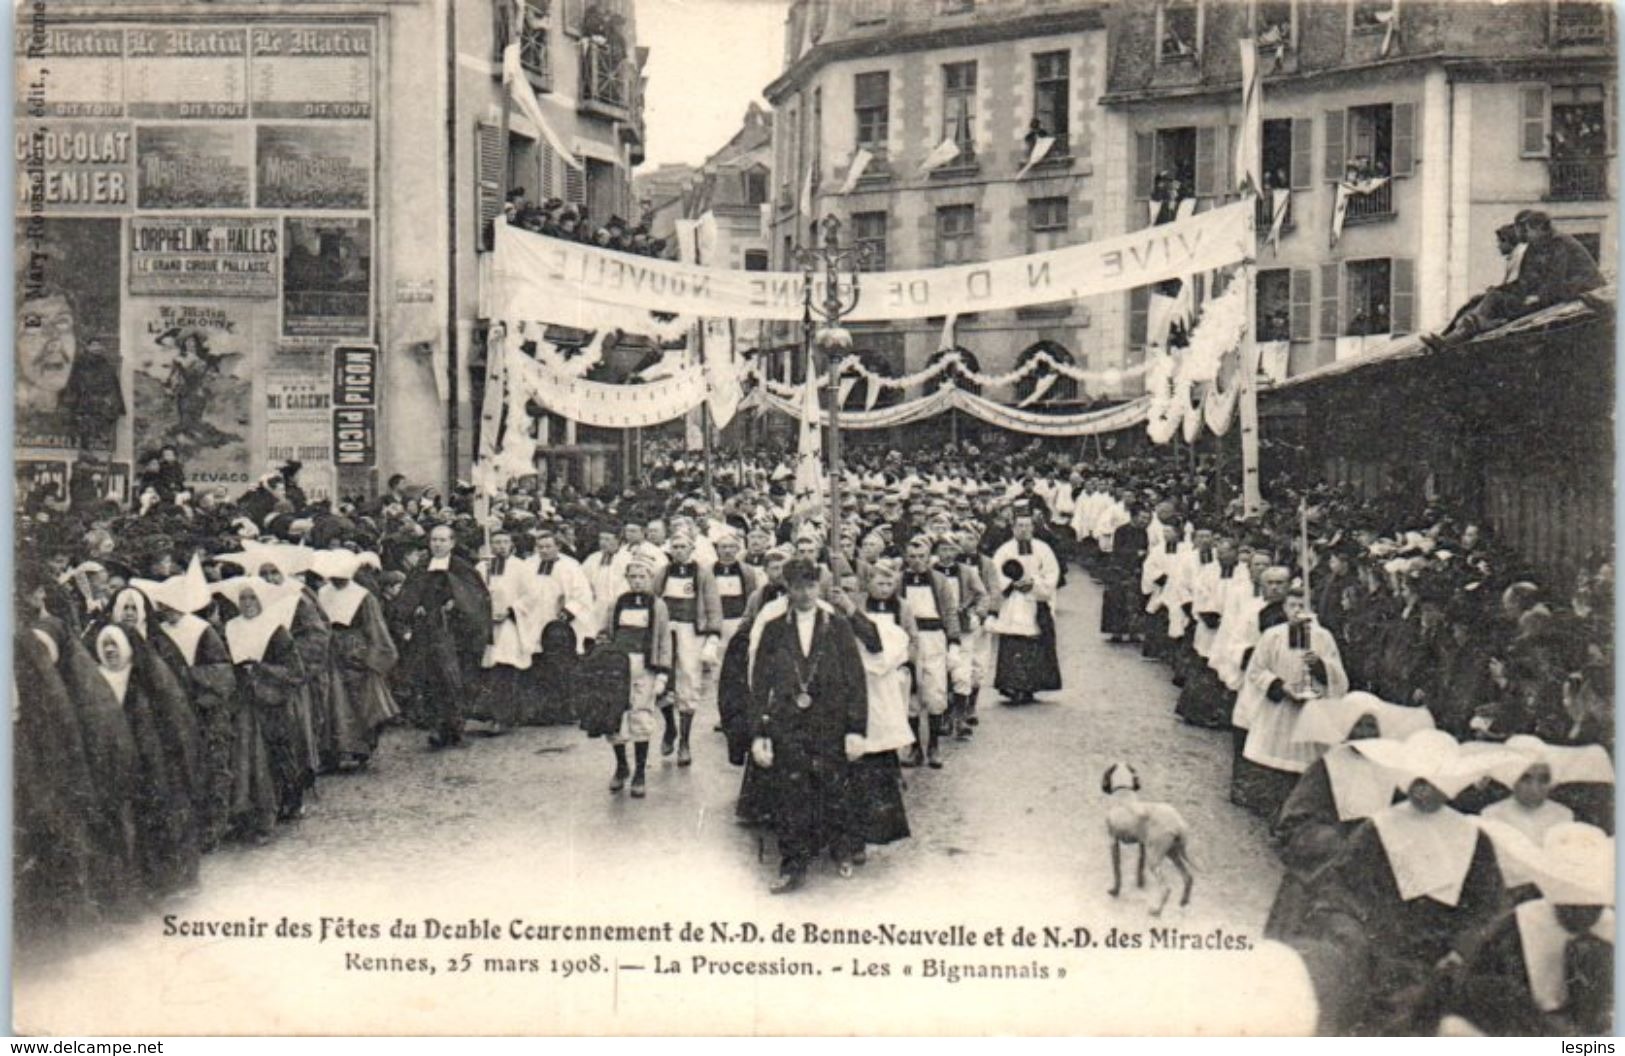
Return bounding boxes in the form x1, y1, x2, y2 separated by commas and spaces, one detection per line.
493, 201, 1254, 322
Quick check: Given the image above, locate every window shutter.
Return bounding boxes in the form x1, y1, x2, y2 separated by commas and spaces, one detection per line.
1390, 257, 1415, 335
1323, 109, 1345, 181
1290, 117, 1314, 189
494, 0, 512, 62
1391, 101, 1417, 177
562, 0, 581, 35
1129, 286, 1149, 348
477, 124, 504, 250
540, 140, 555, 200
1195, 125, 1218, 197
1135, 132, 1155, 201
1318, 262, 1340, 337
1290, 268, 1313, 341
1221, 123, 1237, 199
565, 155, 586, 205
1520, 86, 1550, 158
1607, 83, 1616, 155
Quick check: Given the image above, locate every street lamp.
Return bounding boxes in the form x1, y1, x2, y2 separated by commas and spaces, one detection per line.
792, 214, 869, 540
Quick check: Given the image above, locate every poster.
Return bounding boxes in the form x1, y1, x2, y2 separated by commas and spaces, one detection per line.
69, 457, 130, 507
283, 216, 372, 337
333, 406, 376, 467
127, 299, 263, 492
15, 216, 123, 451
128, 216, 280, 297
250, 25, 374, 120
14, 25, 124, 118
14, 121, 132, 212
15, 459, 70, 506
124, 26, 248, 119
256, 124, 371, 210
333, 344, 378, 406
135, 125, 252, 209
265, 361, 336, 502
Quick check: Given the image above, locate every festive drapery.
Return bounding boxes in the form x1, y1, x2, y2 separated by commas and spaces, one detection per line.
753, 385, 1151, 437
490, 202, 1255, 322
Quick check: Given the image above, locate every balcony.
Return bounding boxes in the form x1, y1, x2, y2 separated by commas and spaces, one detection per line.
1342, 180, 1393, 224
1548, 156, 1609, 201
1555, 3, 1609, 45
578, 38, 634, 121
518, 1, 552, 91
1256, 191, 1294, 234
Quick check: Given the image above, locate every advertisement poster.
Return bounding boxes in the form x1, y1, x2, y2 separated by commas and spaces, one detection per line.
333, 405, 376, 467
256, 124, 371, 210
124, 25, 248, 119
14, 26, 125, 118
135, 124, 252, 209
15, 216, 123, 451
250, 25, 374, 120
128, 299, 264, 492
15, 459, 70, 506
69, 457, 130, 507
283, 216, 371, 337
128, 216, 279, 297
266, 362, 336, 502
14, 121, 133, 213
333, 344, 378, 406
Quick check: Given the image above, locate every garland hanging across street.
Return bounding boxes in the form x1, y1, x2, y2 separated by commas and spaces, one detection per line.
752, 385, 1152, 437
760, 346, 1151, 400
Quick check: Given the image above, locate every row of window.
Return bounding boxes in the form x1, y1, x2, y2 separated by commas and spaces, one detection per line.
840, 198, 1069, 272
849, 50, 1071, 169
1154, 0, 1608, 66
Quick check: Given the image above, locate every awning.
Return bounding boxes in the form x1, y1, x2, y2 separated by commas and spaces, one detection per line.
1267, 286, 1614, 392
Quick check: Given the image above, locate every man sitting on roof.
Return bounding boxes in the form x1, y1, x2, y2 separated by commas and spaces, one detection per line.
1423, 210, 1603, 350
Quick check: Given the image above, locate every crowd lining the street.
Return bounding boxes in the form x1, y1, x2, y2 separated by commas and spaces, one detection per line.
14, 435, 1613, 1035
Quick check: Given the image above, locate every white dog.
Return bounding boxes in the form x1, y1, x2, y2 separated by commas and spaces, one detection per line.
1102, 762, 1195, 915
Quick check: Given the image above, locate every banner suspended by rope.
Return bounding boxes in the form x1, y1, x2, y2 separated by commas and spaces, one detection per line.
490, 201, 1255, 323
754, 385, 1151, 437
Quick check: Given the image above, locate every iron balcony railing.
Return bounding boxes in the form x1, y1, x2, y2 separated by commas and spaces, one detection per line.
1548, 156, 1610, 200
1342, 179, 1393, 223
579, 38, 632, 112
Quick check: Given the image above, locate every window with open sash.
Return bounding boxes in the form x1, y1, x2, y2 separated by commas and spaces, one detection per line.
852, 211, 888, 272
1254, 0, 1294, 57
1159, 0, 1200, 62
942, 61, 977, 163
1033, 51, 1071, 157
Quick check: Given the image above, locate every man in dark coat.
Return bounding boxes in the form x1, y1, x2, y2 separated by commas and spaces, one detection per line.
1424, 209, 1604, 348
749, 558, 868, 894
393, 524, 492, 749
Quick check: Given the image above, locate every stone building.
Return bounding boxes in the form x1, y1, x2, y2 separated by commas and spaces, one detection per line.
1101, 0, 1615, 378
762, 0, 1122, 435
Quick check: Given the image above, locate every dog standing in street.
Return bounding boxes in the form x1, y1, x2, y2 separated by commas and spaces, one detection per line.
1102, 762, 1195, 915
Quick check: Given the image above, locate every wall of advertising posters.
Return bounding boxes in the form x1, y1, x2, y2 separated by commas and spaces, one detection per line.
15, 17, 378, 501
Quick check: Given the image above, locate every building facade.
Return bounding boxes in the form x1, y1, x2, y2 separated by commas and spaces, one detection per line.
1102, 0, 1616, 378
16, 0, 448, 505
463, 0, 646, 491
13, 0, 645, 506
762, 0, 1124, 421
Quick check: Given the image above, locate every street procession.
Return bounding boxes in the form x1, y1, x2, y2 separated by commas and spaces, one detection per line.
10, 0, 1619, 1040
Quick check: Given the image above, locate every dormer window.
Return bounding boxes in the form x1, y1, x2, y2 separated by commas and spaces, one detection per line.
1254, 0, 1295, 67
1159, 0, 1201, 62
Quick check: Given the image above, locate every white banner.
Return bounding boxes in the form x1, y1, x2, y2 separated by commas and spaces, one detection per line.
492, 201, 1255, 323
504, 342, 710, 428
